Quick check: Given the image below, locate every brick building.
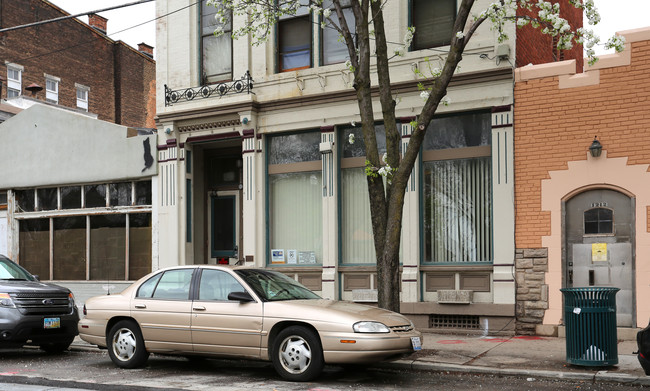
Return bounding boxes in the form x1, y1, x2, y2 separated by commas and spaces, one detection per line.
514, 27, 650, 335
0, 0, 156, 128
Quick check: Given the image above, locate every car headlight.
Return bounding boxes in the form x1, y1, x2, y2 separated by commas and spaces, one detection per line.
353, 321, 390, 333
0, 293, 16, 308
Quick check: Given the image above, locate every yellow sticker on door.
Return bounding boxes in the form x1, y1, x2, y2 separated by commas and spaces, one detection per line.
592, 243, 608, 262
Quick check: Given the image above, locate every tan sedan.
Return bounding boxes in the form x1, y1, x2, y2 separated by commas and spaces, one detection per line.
79, 266, 421, 381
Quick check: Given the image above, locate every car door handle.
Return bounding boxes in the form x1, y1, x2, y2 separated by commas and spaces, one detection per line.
193, 306, 206, 311
134, 304, 146, 309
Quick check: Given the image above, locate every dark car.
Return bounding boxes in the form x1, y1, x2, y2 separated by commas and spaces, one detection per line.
0, 255, 79, 352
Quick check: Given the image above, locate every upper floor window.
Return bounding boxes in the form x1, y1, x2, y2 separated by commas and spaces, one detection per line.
321, 0, 355, 65
76, 85, 89, 111
201, 0, 232, 83
411, 0, 456, 50
45, 76, 59, 104
278, 0, 311, 72
0, 191, 7, 210
7, 64, 22, 98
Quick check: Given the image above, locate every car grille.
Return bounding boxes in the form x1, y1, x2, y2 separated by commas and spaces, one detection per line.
389, 325, 414, 333
11, 292, 72, 315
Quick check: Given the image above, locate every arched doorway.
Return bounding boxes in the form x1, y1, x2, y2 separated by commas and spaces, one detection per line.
563, 188, 635, 327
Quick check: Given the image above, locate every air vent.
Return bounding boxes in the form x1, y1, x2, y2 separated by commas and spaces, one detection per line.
430, 314, 480, 329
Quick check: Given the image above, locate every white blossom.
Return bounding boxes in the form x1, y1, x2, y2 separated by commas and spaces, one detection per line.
382, 152, 388, 164
441, 96, 451, 106
420, 91, 430, 101
348, 133, 355, 144
456, 31, 465, 39
323, 8, 331, 18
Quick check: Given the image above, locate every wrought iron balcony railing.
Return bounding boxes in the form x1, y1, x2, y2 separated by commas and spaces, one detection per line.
164, 71, 254, 106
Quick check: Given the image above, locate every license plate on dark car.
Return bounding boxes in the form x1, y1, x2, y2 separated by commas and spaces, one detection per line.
44, 317, 60, 329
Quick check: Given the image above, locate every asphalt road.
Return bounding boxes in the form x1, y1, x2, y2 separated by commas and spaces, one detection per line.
0, 347, 647, 391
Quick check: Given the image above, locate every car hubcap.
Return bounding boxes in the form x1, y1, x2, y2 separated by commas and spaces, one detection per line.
279, 336, 311, 374
112, 328, 137, 362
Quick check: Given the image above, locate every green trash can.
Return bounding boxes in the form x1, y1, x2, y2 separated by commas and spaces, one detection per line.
561, 287, 619, 366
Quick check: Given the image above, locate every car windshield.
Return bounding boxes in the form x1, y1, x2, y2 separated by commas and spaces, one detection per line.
0, 257, 36, 281
235, 269, 321, 302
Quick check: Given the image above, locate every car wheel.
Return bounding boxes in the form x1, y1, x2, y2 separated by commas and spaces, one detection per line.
40, 337, 74, 353
271, 326, 324, 382
107, 320, 149, 369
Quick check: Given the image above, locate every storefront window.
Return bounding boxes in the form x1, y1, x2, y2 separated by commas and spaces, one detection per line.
13, 181, 153, 281
339, 124, 395, 265
53, 216, 86, 280
19, 218, 50, 278
268, 131, 322, 265
422, 112, 492, 264
90, 214, 126, 280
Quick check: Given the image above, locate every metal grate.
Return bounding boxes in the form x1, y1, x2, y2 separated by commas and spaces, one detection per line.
430, 314, 480, 329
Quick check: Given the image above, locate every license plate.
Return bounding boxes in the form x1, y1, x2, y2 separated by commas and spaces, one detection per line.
411, 336, 422, 351
44, 317, 60, 329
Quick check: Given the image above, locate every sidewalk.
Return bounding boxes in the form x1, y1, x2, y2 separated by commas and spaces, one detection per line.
71, 332, 650, 386
387, 331, 650, 386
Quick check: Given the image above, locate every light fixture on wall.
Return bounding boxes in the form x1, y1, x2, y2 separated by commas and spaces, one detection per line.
589, 136, 602, 157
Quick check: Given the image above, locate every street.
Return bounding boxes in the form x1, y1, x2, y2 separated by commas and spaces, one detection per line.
0, 347, 647, 391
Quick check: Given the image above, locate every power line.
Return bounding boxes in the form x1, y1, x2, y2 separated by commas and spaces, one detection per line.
0, 0, 155, 34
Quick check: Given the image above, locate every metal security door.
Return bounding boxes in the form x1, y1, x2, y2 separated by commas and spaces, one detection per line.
564, 189, 635, 327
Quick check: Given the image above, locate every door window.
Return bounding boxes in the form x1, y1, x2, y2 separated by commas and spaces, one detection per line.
148, 269, 194, 300
198, 269, 245, 301
584, 208, 613, 235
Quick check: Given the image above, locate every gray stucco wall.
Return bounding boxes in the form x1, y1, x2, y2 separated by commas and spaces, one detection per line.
0, 104, 156, 189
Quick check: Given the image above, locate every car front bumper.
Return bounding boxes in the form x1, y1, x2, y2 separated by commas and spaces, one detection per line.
319, 329, 422, 364
0, 307, 79, 346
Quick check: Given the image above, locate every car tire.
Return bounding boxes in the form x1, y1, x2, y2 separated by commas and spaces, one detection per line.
107, 320, 149, 369
40, 336, 74, 353
271, 326, 324, 382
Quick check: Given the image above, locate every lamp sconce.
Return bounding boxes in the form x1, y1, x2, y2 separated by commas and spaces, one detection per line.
165, 128, 172, 135
589, 136, 602, 158
319, 141, 334, 154
242, 117, 249, 125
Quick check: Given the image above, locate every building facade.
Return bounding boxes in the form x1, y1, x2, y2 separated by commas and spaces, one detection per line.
514, 27, 650, 334
153, 0, 586, 332
0, 104, 157, 302
0, 0, 156, 128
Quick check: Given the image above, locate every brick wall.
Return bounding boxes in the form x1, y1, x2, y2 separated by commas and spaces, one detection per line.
0, 0, 155, 128
514, 40, 650, 249
516, 0, 583, 70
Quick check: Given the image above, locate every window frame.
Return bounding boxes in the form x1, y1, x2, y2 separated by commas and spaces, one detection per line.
200, 0, 233, 84
409, 0, 457, 51
76, 84, 89, 111
320, 0, 355, 66
265, 130, 323, 267
420, 110, 494, 265
6, 64, 22, 98
45, 75, 59, 104
276, 0, 313, 73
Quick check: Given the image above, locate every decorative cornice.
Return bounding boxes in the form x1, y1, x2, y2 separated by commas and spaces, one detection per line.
178, 119, 241, 133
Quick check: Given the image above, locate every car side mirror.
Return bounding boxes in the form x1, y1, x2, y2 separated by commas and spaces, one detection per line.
228, 291, 254, 302
33, 275, 40, 281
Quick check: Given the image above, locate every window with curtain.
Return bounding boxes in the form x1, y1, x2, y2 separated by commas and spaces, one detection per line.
339, 124, 403, 265
268, 131, 322, 265
322, 0, 355, 65
278, 0, 311, 72
201, 0, 232, 83
411, 0, 456, 50
422, 111, 492, 264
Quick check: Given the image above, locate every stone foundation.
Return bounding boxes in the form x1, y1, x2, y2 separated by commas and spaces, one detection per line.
515, 248, 548, 335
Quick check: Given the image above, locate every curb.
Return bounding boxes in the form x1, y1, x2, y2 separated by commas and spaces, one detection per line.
385, 359, 650, 387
